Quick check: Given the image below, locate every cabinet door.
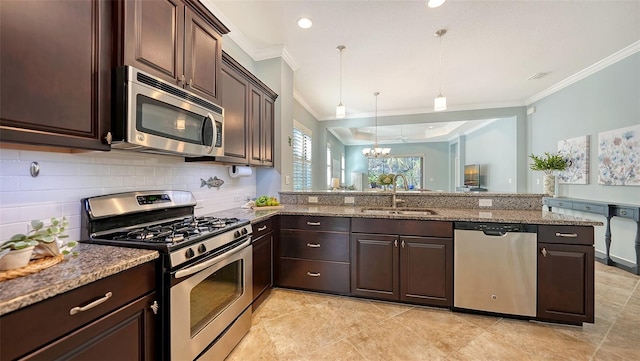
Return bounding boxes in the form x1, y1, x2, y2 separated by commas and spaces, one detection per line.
249, 87, 264, 165
123, 0, 183, 84
220, 61, 249, 162
23, 293, 158, 361
184, 6, 221, 103
252, 232, 273, 310
0, 0, 111, 150
350, 233, 398, 300
537, 243, 594, 325
400, 236, 452, 307
261, 95, 275, 166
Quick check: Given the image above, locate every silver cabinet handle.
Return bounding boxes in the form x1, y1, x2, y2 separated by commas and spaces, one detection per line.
620, 210, 627, 216
555, 232, 578, 238
401, 240, 405, 248
541, 247, 547, 257
306, 243, 321, 248
306, 221, 321, 226
307, 272, 321, 277
257, 225, 267, 231
178, 74, 186, 86
394, 240, 398, 248
150, 300, 159, 315
187, 78, 193, 86
70, 292, 112, 315
104, 131, 112, 145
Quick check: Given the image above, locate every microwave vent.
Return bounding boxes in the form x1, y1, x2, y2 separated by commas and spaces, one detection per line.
136, 72, 223, 116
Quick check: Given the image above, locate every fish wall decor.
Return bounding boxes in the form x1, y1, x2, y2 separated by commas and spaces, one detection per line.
200, 176, 225, 189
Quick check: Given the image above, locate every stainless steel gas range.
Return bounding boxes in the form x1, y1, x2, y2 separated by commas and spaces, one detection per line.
81, 190, 252, 361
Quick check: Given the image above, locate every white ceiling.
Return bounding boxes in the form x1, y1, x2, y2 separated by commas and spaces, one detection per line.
206, 0, 639, 143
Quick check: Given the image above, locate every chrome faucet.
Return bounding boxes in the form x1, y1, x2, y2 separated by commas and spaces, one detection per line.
392, 174, 409, 208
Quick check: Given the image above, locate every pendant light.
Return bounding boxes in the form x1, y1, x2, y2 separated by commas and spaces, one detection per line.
362, 92, 391, 158
434, 29, 447, 111
427, 0, 446, 8
336, 45, 346, 118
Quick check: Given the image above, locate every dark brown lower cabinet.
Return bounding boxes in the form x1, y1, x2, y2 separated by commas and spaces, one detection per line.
350, 233, 453, 307
21, 293, 157, 361
537, 243, 595, 325
252, 230, 273, 310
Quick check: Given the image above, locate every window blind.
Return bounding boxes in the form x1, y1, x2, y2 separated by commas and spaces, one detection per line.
292, 127, 312, 191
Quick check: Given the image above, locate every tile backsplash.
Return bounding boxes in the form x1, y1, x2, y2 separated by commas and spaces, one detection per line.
0, 148, 256, 242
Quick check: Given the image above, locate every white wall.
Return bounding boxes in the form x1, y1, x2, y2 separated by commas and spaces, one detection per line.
0, 148, 256, 243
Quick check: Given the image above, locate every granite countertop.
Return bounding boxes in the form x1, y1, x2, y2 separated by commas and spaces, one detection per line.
0, 244, 158, 316
215, 205, 602, 226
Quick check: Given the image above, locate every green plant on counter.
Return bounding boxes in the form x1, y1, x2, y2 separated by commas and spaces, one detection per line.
377, 173, 395, 186
529, 152, 567, 175
2, 217, 78, 256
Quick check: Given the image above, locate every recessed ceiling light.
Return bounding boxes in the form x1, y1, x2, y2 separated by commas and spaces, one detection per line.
427, 0, 446, 8
297, 17, 313, 29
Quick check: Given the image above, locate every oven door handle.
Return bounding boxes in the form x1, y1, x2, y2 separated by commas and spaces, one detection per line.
174, 238, 251, 279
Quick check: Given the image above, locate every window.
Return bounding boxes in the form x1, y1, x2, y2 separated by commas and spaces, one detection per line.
368, 156, 423, 189
292, 122, 312, 191
326, 144, 332, 188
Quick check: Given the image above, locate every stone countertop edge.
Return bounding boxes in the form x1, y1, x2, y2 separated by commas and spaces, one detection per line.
0, 244, 158, 316
213, 205, 603, 227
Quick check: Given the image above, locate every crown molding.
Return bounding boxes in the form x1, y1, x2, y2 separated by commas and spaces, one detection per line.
293, 89, 322, 120
526, 41, 640, 105
254, 46, 300, 71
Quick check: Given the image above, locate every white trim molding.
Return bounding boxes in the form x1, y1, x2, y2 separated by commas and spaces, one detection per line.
526, 41, 640, 105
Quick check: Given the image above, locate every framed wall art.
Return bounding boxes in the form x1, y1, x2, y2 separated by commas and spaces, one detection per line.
597, 124, 640, 186
558, 135, 589, 184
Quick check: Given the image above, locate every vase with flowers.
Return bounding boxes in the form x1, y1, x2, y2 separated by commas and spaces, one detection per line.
377, 173, 395, 191
529, 152, 567, 196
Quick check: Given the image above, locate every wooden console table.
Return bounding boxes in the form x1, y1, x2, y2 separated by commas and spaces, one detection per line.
543, 197, 640, 275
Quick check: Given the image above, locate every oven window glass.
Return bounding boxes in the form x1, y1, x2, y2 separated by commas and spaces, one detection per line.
190, 259, 243, 337
137, 95, 205, 144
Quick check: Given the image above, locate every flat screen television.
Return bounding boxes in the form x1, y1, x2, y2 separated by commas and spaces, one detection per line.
464, 164, 480, 187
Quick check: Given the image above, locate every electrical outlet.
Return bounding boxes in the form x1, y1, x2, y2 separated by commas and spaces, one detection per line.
285, 175, 290, 185
508, 178, 512, 184
479, 199, 493, 207
344, 196, 355, 204
536, 178, 540, 185
308, 196, 318, 203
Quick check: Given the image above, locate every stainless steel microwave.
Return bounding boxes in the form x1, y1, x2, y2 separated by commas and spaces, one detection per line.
110, 66, 224, 157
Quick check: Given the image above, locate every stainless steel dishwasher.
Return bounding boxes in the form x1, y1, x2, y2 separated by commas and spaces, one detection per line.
454, 222, 537, 317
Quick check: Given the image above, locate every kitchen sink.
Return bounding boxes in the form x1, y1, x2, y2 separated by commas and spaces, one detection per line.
360, 207, 438, 216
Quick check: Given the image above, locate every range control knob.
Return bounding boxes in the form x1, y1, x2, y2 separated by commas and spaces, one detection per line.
198, 244, 206, 253
241, 228, 248, 235
185, 248, 195, 259
234, 230, 241, 238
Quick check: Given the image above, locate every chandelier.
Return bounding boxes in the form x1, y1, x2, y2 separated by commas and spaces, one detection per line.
362, 92, 390, 158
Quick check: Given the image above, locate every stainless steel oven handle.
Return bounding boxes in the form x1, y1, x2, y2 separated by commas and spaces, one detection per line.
175, 239, 251, 279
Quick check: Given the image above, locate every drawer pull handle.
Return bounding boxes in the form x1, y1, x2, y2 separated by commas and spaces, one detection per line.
257, 225, 267, 231
620, 210, 627, 215
401, 240, 405, 248
307, 272, 321, 277
306, 222, 321, 226
70, 292, 113, 315
394, 240, 398, 248
555, 232, 578, 238
541, 247, 547, 257
306, 243, 321, 248
585, 206, 590, 210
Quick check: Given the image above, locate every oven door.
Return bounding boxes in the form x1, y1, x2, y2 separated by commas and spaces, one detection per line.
170, 238, 252, 361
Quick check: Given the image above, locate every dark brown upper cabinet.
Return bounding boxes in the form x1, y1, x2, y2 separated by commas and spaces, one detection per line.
189, 52, 277, 166
0, 0, 112, 150
119, 0, 228, 104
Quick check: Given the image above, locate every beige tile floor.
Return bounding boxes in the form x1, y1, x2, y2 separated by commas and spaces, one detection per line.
228, 262, 640, 361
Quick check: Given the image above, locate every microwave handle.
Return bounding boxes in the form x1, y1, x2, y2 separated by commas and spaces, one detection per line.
203, 114, 215, 152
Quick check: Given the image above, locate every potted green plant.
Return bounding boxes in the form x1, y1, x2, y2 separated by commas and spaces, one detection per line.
0, 217, 78, 270
529, 152, 567, 196
0, 240, 39, 270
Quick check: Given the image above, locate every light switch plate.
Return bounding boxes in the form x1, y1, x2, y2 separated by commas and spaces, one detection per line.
285, 175, 290, 185
344, 197, 355, 204
308, 196, 318, 203
479, 199, 493, 207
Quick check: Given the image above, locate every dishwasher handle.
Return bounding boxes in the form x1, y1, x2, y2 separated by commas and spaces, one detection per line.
482, 230, 506, 237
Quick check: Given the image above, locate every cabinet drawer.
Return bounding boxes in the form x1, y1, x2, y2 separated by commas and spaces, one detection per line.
352, 218, 453, 238
613, 206, 638, 220
538, 225, 594, 246
280, 230, 349, 262
278, 258, 350, 294
571, 202, 605, 214
252, 217, 274, 239
0, 261, 155, 361
545, 198, 571, 209
281, 215, 349, 232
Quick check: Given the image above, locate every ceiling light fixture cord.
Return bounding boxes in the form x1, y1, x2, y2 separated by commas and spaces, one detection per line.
336, 45, 346, 118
